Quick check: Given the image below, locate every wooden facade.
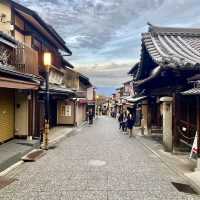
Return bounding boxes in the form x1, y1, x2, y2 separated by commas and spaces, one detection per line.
0, 0, 74, 142
129, 24, 200, 152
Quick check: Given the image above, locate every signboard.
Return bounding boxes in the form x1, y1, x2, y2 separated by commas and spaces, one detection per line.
190, 132, 198, 159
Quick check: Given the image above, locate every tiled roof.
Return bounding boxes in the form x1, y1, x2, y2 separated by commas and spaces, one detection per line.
142, 24, 200, 68
0, 31, 18, 48
181, 87, 200, 95
11, 0, 72, 54
126, 96, 147, 103
49, 84, 75, 94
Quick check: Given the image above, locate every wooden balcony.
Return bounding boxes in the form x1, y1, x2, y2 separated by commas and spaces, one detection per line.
14, 44, 39, 75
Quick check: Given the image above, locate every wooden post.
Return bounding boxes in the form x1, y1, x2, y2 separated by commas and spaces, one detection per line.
172, 93, 176, 150
160, 97, 173, 152
28, 90, 33, 139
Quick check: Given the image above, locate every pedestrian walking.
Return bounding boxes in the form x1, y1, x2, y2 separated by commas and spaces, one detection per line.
122, 112, 127, 134
127, 113, 135, 137
88, 109, 94, 125
117, 111, 123, 130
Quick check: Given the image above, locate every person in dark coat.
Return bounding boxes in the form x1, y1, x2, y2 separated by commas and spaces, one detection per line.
122, 112, 127, 134
127, 113, 135, 137
88, 109, 94, 124
118, 111, 123, 130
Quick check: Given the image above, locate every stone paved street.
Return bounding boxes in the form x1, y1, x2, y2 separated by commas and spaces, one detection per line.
0, 116, 199, 200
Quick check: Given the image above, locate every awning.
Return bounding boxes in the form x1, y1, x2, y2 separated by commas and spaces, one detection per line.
126, 96, 147, 103
77, 98, 87, 104
0, 76, 39, 90
0, 37, 17, 48
87, 100, 96, 105
181, 88, 200, 95
40, 84, 76, 97
49, 85, 74, 93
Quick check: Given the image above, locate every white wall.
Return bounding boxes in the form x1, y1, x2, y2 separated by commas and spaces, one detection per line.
0, 1, 12, 35
87, 87, 94, 100
76, 103, 86, 126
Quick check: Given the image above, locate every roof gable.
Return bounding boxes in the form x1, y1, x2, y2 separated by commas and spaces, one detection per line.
11, 0, 72, 54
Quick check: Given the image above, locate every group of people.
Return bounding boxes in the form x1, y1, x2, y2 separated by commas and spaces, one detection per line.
117, 111, 135, 137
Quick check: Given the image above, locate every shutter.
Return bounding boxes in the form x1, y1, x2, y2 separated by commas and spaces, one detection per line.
0, 89, 14, 143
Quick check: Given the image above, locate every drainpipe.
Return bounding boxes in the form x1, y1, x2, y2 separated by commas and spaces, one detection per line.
74, 99, 77, 127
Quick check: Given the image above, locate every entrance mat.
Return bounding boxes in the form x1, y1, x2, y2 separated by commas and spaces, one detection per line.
0, 176, 16, 190
21, 149, 46, 162
171, 182, 198, 195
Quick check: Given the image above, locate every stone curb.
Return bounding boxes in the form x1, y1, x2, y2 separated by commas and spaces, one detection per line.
0, 122, 88, 177
0, 161, 24, 177
135, 136, 200, 195
47, 121, 88, 147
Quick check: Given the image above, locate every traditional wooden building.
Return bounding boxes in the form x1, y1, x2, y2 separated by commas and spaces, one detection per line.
0, 31, 41, 143
181, 75, 200, 166
57, 67, 94, 126
131, 24, 200, 152
0, 0, 74, 141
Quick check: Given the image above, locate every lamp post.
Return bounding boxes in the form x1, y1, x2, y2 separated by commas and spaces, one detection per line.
43, 52, 51, 150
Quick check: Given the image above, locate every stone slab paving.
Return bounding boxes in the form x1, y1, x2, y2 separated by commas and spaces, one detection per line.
0, 139, 39, 173
0, 116, 200, 199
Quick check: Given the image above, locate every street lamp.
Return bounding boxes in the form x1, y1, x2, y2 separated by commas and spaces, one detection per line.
43, 52, 51, 150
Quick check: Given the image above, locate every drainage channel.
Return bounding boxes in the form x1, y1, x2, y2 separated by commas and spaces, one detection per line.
171, 182, 199, 195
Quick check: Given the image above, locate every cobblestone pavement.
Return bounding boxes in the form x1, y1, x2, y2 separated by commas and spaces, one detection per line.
0, 116, 200, 200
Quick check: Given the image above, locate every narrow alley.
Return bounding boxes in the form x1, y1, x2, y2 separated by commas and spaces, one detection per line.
0, 117, 199, 200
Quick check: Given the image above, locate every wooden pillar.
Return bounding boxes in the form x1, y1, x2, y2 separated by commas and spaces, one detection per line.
172, 93, 178, 148
28, 90, 33, 139
160, 97, 173, 152
141, 100, 151, 135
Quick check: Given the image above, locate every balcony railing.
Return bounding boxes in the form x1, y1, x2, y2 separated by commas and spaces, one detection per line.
15, 43, 39, 75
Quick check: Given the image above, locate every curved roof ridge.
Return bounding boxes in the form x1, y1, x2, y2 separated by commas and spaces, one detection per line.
147, 23, 200, 36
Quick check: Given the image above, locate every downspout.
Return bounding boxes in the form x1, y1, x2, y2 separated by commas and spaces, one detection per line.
74, 99, 77, 127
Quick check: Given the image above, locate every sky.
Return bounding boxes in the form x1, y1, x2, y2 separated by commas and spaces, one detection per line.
17, 0, 200, 95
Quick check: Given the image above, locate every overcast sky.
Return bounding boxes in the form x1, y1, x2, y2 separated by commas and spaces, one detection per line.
17, 0, 200, 95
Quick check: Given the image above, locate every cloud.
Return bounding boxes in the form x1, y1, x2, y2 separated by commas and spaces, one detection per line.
16, 0, 200, 90
76, 61, 134, 88
16, 0, 163, 50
